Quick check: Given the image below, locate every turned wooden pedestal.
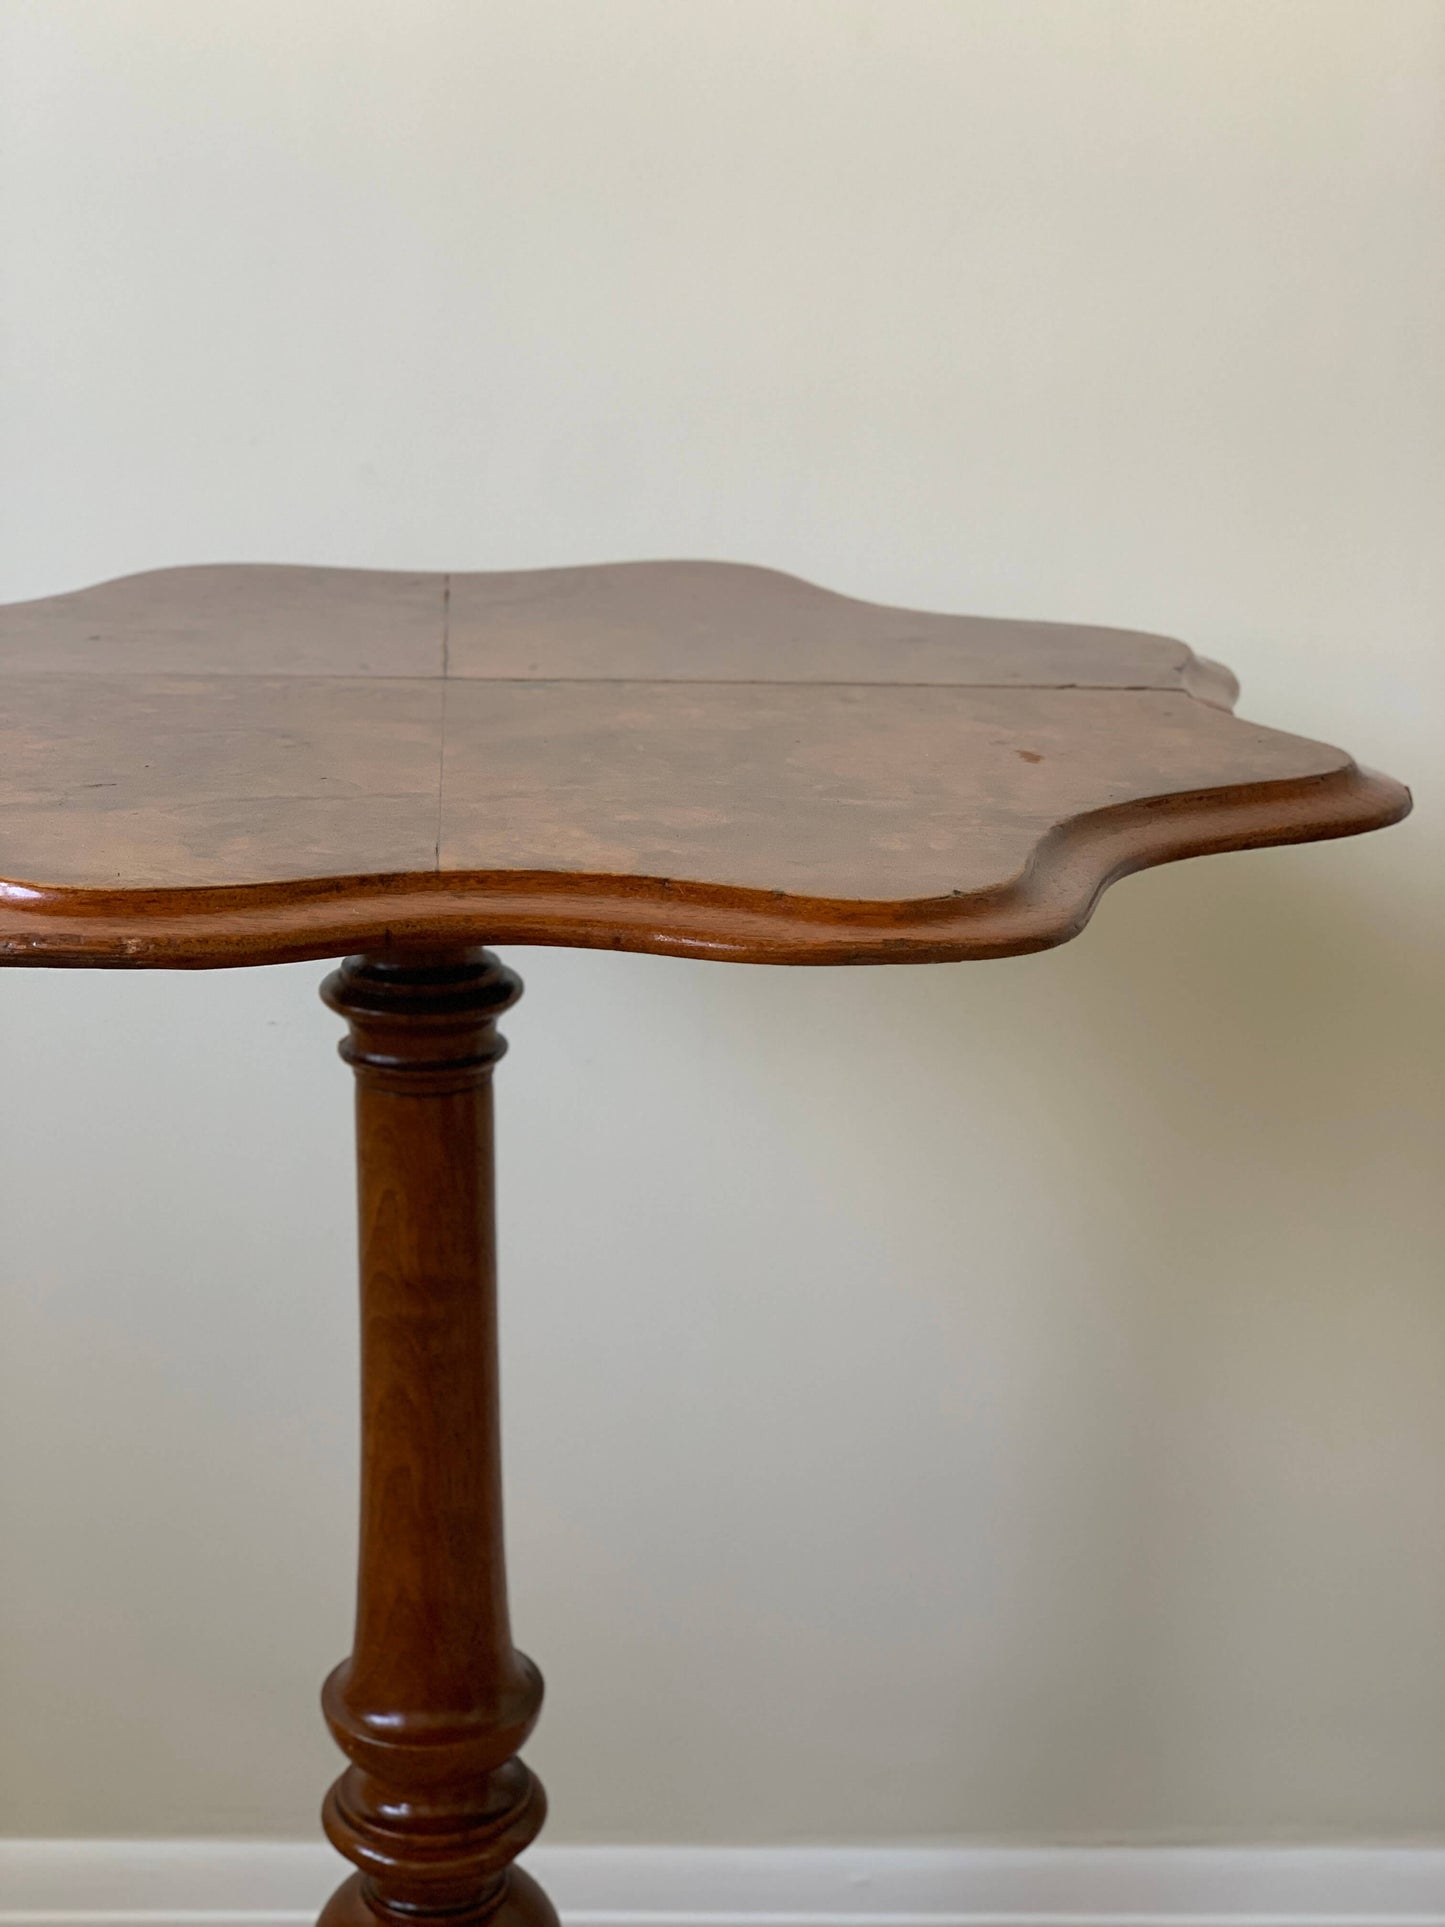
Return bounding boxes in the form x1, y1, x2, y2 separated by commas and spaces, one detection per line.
0, 560, 1410, 1926
317, 952, 554, 1927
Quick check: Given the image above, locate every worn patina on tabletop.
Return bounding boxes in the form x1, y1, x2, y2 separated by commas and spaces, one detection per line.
0, 560, 1407, 967
0, 561, 1409, 1927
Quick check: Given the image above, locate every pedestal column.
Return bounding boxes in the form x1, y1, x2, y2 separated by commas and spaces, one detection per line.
318, 950, 556, 1927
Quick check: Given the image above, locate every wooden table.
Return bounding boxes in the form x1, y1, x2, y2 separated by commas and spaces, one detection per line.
0, 560, 1409, 1926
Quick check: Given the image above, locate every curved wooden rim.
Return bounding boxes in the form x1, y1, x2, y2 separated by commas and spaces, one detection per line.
0, 764, 1409, 970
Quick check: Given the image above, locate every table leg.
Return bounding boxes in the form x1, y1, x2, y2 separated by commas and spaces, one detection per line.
317, 950, 557, 1927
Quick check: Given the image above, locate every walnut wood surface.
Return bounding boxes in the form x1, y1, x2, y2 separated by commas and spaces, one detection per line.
319, 951, 556, 1927
0, 561, 1408, 967
5, 568, 1411, 1926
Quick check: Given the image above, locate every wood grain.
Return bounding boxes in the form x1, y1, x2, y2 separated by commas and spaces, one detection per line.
1, 565, 1413, 1927
0, 559, 1227, 690
445, 559, 1234, 694
0, 565, 446, 678
319, 952, 557, 1927
0, 674, 443, 886
0, 562, 1408, 966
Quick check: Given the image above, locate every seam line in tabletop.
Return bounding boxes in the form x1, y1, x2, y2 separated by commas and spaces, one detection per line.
434, 677, 1178, 691
0, 671, 1201, 692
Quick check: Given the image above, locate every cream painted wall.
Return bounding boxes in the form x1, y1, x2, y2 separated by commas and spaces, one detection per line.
0, 0, 1441, 1847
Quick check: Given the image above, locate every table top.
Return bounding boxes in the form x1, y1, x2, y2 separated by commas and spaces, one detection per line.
0, 560, 1408, 967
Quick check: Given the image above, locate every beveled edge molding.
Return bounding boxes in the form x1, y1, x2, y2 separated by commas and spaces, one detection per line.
0, 764, 1409, 971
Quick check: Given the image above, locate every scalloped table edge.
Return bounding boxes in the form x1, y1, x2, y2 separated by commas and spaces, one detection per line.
0, 763, 1409, 970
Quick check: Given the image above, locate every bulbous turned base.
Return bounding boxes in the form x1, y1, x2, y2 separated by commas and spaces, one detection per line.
318, 1866, 560, 1927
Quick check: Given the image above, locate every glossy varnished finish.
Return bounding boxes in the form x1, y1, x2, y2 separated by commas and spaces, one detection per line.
0, 565, 1411, 1921
0, 561, 1408, 966
319, 952, 556, 1927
